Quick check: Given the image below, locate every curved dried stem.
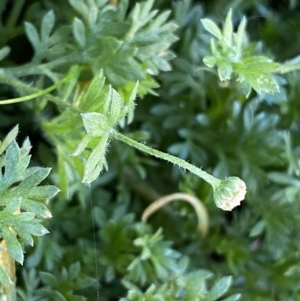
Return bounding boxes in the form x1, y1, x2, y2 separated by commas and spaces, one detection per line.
142, 193, 209, 237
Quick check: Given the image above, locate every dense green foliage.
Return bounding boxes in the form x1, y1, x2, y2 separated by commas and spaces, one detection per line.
1, 0, 300, 300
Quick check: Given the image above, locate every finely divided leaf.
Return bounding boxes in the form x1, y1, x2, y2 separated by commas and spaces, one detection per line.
21, 222, 49, 237
129, 81, 139, 104
0, 129, 57, 285
71, 135, 91, 156
4, 197, 21, 214
250, 220, 265, 237
68, 261, 81, 279
0, 266, 13, 285
202, 10, 281, 97
73, 17, 86, 47
102, 86, 125, 123
0, 46, 10, 61
201, 19, 222, 40
39, 271, 59, 287
21, 199, 52, 219
238, 72, 279, 95
238, 78, 251, 98
223, 9, 233, 47
222, 294, 242, 301
0, 125, 18, 156
141, 0, 155, 20
83, 134, 109, 184
26, 185, 60, 200
217, 58, 232, 81
254, 74, 280, 94
25, 22, 41, 51
12, 168, 51, 194
235, 16, 247, 55
68, 0, 89, 19
81, 112, 110, 137
208, 276, 232, 300
203, 56, 216, 68
105, 87, 124, 122
41, 10, 55, 43
148, 10, 171, 30
235, 56, 281, 96
241, 56, 281, 73
125, 81, 139, 124
0, 141, 19, 192
79, 71, 105, 111
2, 227, 24, 264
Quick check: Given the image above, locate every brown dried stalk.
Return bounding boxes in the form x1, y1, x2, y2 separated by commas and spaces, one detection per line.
142, 193, 209, 236
0, 240, 16, 301
0, 209, 20, 301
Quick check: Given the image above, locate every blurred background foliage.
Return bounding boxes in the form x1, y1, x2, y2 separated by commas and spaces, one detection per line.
1, 0, 300, 300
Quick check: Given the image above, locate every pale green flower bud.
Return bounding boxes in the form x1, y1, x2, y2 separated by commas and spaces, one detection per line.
213, 177, 247, 211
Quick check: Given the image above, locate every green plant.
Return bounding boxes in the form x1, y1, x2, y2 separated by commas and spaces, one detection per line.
0, 126, 58, 298
1, 0, 300, 300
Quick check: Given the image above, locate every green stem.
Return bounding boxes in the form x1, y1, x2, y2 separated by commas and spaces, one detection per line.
1, 52, 80, 78
0, 68, 81, 105
111, 129, 220, 187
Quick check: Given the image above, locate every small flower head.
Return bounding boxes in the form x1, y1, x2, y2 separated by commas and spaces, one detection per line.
213, 177, 247, 211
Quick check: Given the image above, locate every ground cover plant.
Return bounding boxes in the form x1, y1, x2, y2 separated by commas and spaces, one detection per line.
1, 0, 300, 300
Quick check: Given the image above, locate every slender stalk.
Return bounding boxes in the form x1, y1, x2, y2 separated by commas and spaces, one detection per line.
111, 130, 220, 187
0, 68, 81, 105
142, 192, 209, 236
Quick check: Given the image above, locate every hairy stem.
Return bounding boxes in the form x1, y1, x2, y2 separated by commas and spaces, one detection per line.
111, 130, 220, 187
